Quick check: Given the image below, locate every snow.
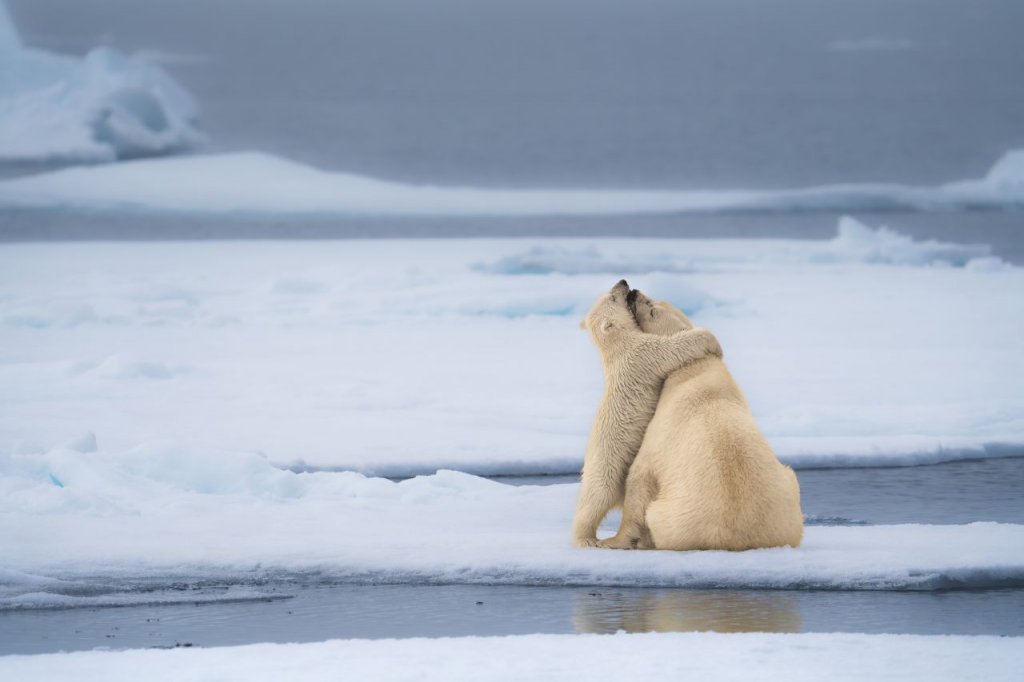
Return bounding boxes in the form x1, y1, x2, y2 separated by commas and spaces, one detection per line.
1, 221, 1021, 597
0, 632, 1020, 682
0, 220, 1018, 477
0, 1, 201, 163
1, 149, 1023, 215
1, 446, 1023, 598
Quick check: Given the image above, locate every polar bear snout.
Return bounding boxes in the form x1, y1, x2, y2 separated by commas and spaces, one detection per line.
612, 279, 630, 294
626, 288, 639, 316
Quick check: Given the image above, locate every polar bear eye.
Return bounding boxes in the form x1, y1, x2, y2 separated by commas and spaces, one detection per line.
650, 309, 657, 318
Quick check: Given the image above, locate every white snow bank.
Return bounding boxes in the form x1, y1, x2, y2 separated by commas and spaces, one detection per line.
1, 149, 1023, 215
1, 232, 1019, 475
0, 631, 1021, 682
0, 1, 201, 163
1, 448, 1022, 593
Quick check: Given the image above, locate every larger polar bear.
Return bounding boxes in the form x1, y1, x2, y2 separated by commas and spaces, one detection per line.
598, 288, 803, 551
572, 280, 723, 547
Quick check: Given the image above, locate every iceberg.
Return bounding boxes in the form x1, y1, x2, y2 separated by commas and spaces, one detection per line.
0, 1, 202, 163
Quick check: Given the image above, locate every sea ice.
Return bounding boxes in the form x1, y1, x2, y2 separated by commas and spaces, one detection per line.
0, 632, 1020, 682
0, 0, 202, 163
1, 148, 1023, 215
0, 226, 1018, 475
0, 446, 1022, 595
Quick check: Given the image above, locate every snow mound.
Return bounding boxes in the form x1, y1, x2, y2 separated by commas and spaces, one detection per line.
2, 149, 1024, 215
3, 632, 1020, 682
0, 1, 202, 163
1, 445, 1023, 591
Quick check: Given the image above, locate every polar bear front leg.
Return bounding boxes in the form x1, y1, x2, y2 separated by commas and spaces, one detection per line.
634, 328, 721, 381
597, 466, 657, 550
572, 459, 626, 547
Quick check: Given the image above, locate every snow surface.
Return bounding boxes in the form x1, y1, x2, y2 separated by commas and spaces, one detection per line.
1, 148, 1022, 215
0, 632, 1021, 682
2, 222, 1021, 600
0, 220, 1019, 476
0, 1, 201, 162
1, 445, 1023, 599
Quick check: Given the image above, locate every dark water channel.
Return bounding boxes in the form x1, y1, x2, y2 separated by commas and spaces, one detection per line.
501, 455, 1024, 526
1, 584, 1022, 655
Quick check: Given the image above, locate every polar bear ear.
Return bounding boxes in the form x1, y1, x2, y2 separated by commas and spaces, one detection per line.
579, 319, 588, 330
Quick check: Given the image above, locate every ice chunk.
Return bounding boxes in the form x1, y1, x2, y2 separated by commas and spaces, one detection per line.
986, 149, 1024, 187
0, 1, 202, 163
827, 216, 991, 266
965, 256, 1011, 272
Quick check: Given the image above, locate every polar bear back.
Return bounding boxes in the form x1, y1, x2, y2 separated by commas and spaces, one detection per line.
635, 356, 804, 551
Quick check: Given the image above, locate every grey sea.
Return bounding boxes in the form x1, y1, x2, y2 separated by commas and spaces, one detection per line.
3, 0, 1023, 255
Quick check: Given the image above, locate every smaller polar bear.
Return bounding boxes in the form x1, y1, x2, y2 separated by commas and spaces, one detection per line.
597, 289, 803, 551
572, 280, 723, 547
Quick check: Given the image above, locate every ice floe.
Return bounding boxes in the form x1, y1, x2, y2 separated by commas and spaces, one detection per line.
0, 449, 1022, 594
0, 225, 1019, 475
1, 148, 1023, 215
0, 1, 202, 163
0, 631, 1020, 682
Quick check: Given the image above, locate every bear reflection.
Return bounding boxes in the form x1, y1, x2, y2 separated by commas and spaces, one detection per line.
574, 590, 802, 634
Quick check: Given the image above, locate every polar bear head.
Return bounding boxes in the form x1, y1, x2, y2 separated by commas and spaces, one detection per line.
627, 289, 693, 336
580, 279, 638, 350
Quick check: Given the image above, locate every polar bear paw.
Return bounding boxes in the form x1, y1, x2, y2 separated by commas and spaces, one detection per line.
574, 536, 602, 548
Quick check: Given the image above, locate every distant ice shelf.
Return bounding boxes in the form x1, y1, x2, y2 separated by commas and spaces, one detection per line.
0, 148, 1022, 216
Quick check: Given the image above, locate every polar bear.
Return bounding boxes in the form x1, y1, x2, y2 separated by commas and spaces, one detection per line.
597, 289, 803, 551
572, 280, 723, 547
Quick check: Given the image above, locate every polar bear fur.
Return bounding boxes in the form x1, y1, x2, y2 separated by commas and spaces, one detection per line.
597, 290, 803, 551
572, 280, 723, 547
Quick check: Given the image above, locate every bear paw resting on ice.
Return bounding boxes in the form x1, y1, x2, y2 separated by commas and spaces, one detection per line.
593, 288, 804, 551
571, 280, 723, 547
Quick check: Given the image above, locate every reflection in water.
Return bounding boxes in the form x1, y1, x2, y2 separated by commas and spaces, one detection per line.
573, 590, 802, 634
